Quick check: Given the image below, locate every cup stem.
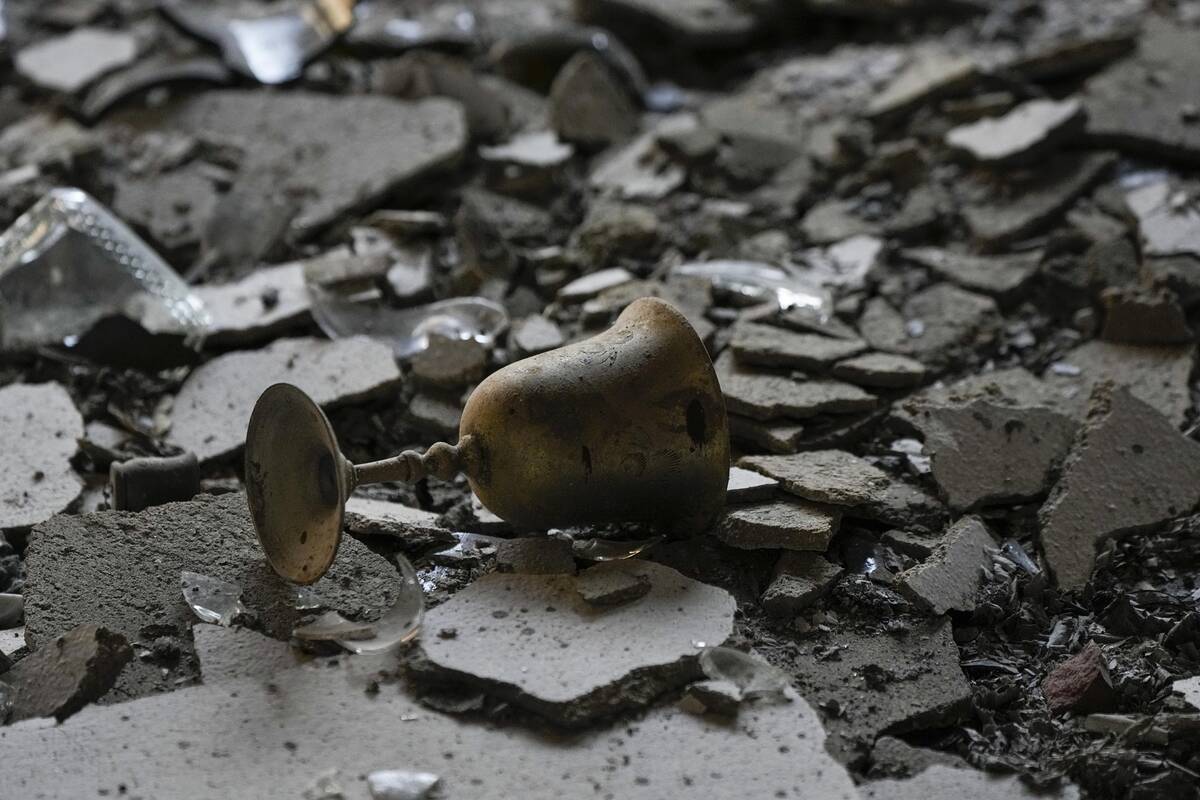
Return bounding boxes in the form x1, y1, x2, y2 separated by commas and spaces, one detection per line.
351, 436, 475, 487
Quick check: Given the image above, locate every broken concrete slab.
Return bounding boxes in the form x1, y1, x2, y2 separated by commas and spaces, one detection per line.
832, 352, 928, 389
716, 351, 877, 421
414, 560, 735, 725
23, 493, 398, 701
866, 48, 977, 121
343, 497, 454, 554
945, 98, 1085, 166
548, 52, 638, 148
590, 114, 691, 201
1100, 284, 1192, 344
557, 267, 635, 303
494, 537, 576, 575
0, 654, 858, 799
15, 27, 137, 93
410, 336, 489, 388
1083, 17, 1200, 164
868, 736, 968, 779
900, 247, 1043, 299
760, 552, 842, 617
1042, 641, 1117, 714
575, 561, 652, 607
508, 314, 565, 357
1042, 339, 1195, 426
716, 499, 840, 551
730, 322, 867, 371
962, 152, 1116, 248
169, 336, 402, 462
1125, 179, 1200, 259
192, 262, 312, 346
114, 92, 467, 239
862, 764, 1080, 800
740, 450, 890, 507
1041, 384, 1200, 591
895, 516, 994, 615
111, 166, 220, 253
2, 624, 131, 722
727, 414, 807, 455
791, 617, 971, 763
912, 399, 1077, 511
859, 284, 1001, 370
192, 624, 302, 684
1173, 676, 1200, 712
0, 382, 84, 531
727, 466, 778, 503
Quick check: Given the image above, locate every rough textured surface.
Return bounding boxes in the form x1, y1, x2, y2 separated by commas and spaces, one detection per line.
1041, 385, 1200, 591
869, 736, 968, 779
1043, 340, 1195, 425
192, 263, 311, 346
862, 765, 1080, 799
2, 624, 132, 722
901, 247, 1043, 298
716, 351, 877, 421
716, 499, 840, 551
727, 466, 778, 503
192, 624, 303, 684
575, 561, 652, 606
1042, 642, 1117, 714
168, 336, 402, 462
494, 536, 577, 575
896, 516, 995, 615
760, 551, 842, 617
415, 560, 733, 725
23, 493, 397, 701
731, 322, 867, 370
1174, 676, 1200, 712
866, 48, 976, 120
914, 400, 1077, 510
0, 663, 858, 800
343, 496, 454, 553
832, 352, 927, 388
0, 383, 84, 531
860, 284, 1000, 370
741, 450, 890, 507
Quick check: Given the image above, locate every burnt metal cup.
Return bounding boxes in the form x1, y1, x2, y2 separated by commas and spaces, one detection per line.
245, 298, 730, 584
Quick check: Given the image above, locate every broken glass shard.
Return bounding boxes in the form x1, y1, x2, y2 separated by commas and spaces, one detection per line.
672, 260, 832, 316
367, 770, 440, 800
336, 553, 424, 654
699, 646, 792, 702
308, 285, 508, 360
161, 0, 355, 85
1000, 539, 1040, 575
294, 586, 325, 611
0, 188, 209, 354
571, 535, 663, 562
181, 570, 246, 626
293, 610, 376, 642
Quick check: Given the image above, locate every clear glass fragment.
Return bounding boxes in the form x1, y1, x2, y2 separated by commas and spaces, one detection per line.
181, 570, 246, 626
336, 553, 424, 654
0, 188, 208, 353
308, 286, 508, 360
293, 610, 376, 642
294, 586, 325, 611
161, 0, 355, 85
367, 770, 440, 800
1000, 539, 1040, 575
672, 259, 832, 316
571, 535, 663, 562
698, 646, 792, 702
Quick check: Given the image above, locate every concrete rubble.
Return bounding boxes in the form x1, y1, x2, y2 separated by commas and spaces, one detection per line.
1, 623, 131, 722
895, 517, 995, 615
0, 383, 84, 531
863, 765, 1080, 799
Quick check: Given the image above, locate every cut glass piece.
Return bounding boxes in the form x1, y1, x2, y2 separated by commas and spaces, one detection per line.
181, 570, 246, 626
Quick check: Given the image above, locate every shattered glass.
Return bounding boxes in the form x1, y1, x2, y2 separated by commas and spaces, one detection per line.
161, 0, 355, 85
180, 571, 247, 626
672, 260, 832, 317
308, 289, 508, 360
293, 610, 376, 641
366, 770, 440, 800
1000, 539, 1040, 575
294, 586, 325, 611
571, 535, 663, 562
698, 647, 792, 702
336, 553, 424, 654
0, 188, 209, 354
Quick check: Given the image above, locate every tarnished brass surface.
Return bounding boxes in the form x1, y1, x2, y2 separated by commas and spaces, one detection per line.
461, 297, 730, 532
244, 297, 730, 583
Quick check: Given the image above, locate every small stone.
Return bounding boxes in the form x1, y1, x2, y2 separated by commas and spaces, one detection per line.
343, 497, 454, 554
1042, 642, 1117, 714
760, 552, 842, 617
414, 560, 735, 726
494, 537, 576, 575
3, 624, 132, 722
740, 450, 890, 507
1041, 384, 1200, 591
193, 263, 311, 346
548, 52, 638, 148
731, 323, 867, 371
1100, 284, 1192, 344
832, 352, 927, 388
508, 315, 565, 357
0, 383, 84, 531
169, 337, 402, 463
680, 679, 742, 716
570, 203, 660, 267
716, 499, 840, 551
945, 97, 1084, 165
727, 466, 778, 503
557, 268, 635, 303
1125, 179, 1200, 259
15, 27, 137, 93
862, 764, 1080, 800
895, 517, 995, 615
575, 561, 652, 606
900, 247, 1043, 299
866, 48, 977, 121
716, 352, 877, 421
410, 336, 489, 388
913, 400, 1077, 511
